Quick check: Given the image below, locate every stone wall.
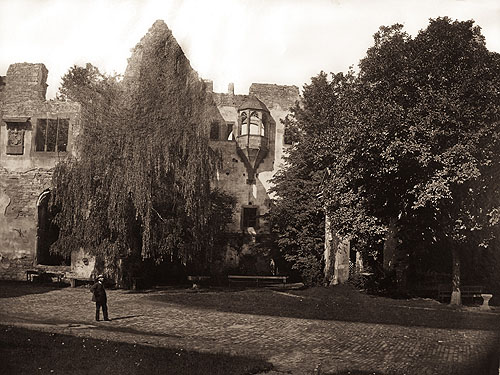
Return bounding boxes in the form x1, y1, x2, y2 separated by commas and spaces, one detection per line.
0, 24, 300, 280
249, 83, 299, 112
4, 63, 48, 105
70, 248, 95, 278
210, 83, 299, 234
0, 63, 80, 280
208, 83, 299, 273
0, 167, 53, 258
0, 256, 34, 280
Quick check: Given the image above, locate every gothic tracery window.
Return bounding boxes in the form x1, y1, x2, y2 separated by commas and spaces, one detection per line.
249, 111, 261, 135
240, 111, 248, 135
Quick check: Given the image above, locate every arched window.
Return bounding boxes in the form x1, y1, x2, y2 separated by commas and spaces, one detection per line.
249, 111, 261, 135
240, 111, 248, 135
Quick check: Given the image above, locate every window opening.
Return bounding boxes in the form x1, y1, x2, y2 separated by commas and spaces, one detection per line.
242, 207, 258, 228
240, 111, 248, 135
36, 118, 69, 152
210, 121, 220, 140
226, 122, 234, 140
249, 111, 262, 136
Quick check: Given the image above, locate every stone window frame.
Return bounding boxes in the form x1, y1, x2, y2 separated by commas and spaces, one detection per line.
239, 110, 266, 137
241, 205, 259, 230
226, 122, 235, 141
35, 117, 70, 153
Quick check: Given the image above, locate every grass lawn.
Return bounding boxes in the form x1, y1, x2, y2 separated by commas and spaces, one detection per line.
0, 325, 272, 375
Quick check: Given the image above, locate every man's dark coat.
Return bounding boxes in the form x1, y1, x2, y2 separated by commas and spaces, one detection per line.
90, 281, 107, 303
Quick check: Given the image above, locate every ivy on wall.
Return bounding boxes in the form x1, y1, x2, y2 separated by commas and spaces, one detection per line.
50, 21, 234, 276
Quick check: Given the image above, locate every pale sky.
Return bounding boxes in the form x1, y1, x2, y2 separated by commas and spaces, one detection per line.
1, 0, 499, 98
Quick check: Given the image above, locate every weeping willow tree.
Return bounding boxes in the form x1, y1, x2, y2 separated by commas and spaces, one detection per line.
50, 21, 234, 279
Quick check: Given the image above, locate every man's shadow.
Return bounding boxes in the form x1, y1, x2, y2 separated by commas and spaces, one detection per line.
109, 315, 142, 321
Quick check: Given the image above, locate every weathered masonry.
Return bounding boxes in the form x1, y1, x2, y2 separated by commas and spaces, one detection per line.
210, 82, 299, 233
208, 82, 299, 271
0, 21, 300, 281
0, 63, 80, 279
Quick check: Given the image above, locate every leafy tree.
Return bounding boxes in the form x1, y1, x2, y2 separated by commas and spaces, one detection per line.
269, 71, 365, 285
347, 18, 500, 303
49, 22, 235, 281
272, 18, 500, 298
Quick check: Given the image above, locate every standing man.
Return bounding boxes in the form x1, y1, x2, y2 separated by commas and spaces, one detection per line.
90, 274, 110, 321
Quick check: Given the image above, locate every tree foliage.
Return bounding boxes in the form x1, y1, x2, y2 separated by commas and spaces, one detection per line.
271, 17, 500, 287
50, 23, 235, 276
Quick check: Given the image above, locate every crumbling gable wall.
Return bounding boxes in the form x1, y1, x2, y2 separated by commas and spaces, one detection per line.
0, 63, 80, 280
69, 20, 228, 283
122, 20, 224, 133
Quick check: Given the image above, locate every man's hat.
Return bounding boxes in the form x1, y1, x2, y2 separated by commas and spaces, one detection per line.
97, 274, 104, 279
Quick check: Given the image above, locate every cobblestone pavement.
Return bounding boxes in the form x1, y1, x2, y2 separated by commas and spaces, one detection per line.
1, 285, 499, 374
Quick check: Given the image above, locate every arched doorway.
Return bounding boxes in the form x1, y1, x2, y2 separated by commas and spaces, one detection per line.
36, 190, 68, 266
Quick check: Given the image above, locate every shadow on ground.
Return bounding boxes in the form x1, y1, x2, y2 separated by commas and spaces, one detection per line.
0, 281, 66, 299
110, 315, 142, 321
0, 324, 272, 375
149, 284, 500, 332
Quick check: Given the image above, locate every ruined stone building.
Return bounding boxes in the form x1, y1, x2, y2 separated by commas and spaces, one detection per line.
0, 20, 299, 281
0, 63, 80, 279
208, 82, 299, 271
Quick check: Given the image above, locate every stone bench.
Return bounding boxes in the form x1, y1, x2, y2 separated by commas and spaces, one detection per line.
228, 275, 288, 287
438, 284, 486, 302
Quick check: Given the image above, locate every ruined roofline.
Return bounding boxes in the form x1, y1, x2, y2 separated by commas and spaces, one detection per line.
123, 19, 208, 92
210, 82, 299, 96
211, 82, 300, 110
1, 62, 81, 116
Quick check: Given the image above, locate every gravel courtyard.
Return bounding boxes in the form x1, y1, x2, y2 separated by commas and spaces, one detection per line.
0, 282, 498, 374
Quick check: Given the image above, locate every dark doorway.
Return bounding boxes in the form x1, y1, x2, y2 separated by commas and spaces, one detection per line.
36, 190, 68, 266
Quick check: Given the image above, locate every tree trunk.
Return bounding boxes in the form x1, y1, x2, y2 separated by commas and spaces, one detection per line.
450, 247, 462, 305
323, 209, 350, 285
323, 210, 335, 285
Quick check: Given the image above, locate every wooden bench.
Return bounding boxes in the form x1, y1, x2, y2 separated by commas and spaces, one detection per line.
26, 270, 65, 284
438, 284, 484, 302
44, 271, 65, 284
228, 275, 288, 287
26, 269, 39, 282
187, 276, 210, 289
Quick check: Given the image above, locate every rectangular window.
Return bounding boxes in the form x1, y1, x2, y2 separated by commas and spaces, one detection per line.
210, 121, 220, 140
242, 207, 258, 228
226, 122, 234, 140
36, 118, 69, 152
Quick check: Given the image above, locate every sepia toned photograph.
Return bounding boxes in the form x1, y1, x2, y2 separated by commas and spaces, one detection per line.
0, 0, 499, 374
